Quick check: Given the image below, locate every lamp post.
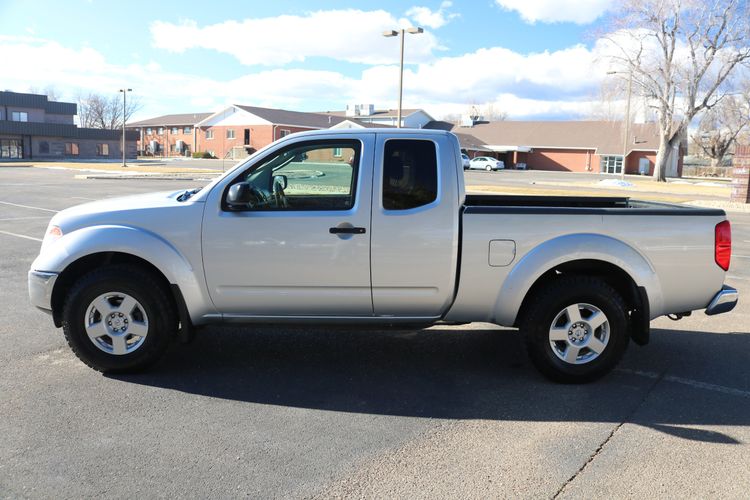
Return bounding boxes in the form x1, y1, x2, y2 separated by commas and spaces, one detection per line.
119, 88, 132, 167
382, 27, 423, 128
606, 71, 632, 180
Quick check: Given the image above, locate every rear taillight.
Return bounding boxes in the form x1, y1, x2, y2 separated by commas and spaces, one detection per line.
715, 220, 731, 271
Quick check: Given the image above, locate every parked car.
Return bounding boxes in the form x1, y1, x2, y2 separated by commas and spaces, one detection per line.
29, 129, 737, 383
461, 153, 470, 169
469, 156, 504, 171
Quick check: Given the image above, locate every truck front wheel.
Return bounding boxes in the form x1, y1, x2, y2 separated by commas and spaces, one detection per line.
61, 264, 177, 373
521, 276, 629, 383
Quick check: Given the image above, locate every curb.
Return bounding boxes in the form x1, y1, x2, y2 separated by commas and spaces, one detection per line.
74, 173, 220, 181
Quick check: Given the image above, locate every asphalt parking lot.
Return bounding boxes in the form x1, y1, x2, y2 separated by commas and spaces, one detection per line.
1, 166, 749, 498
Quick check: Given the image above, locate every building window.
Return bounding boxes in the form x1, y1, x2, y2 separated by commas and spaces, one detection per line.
333, 147, 342, 157
146, 127, 152, 135
11, 111, 28, 122
65, 143, 80, 156
97, 143, 110, 156
183, 127, 191, 134
39, 141, 50, 154
158, 127, 164, 135
226, 129, 235, 139
0, 139, 23, 158
206, 129, 214, 140
600, 155, 623, 174
279, 129, 290, 138
171, 127, 178, 135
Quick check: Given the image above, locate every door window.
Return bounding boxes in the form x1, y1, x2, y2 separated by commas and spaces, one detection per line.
226, 140, 360, 211
382, 139, 438, 210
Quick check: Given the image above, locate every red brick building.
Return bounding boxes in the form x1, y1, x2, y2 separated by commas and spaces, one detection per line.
127, 113, 211, 157
129, 105, 349, 159
427, 120, 684, 177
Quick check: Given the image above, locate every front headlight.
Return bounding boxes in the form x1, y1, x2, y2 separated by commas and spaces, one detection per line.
41, 225, 63, 251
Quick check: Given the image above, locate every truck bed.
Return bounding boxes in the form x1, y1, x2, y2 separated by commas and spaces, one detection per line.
463, 195, 725, 216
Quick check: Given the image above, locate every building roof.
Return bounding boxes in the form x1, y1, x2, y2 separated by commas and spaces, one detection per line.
321, 108, 422, 119
0, 91, 77, 115
0, 120, 138, 140
426, 120, 662, 155
235, 105, 345, 128
127, 112, 213, 128
453, 132, 494, 152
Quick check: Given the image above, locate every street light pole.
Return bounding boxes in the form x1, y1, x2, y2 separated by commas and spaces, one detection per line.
383, 27, 423, 128
119, 88, 132, 168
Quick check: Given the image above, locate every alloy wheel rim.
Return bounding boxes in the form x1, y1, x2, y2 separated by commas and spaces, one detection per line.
84, 292, 149, 355
548, 303, 609, 365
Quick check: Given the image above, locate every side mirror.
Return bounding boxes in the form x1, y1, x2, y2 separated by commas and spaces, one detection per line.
226, 182, 254, 208
273, 174, 288, 190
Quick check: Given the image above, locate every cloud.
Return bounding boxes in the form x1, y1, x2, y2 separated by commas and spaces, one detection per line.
405, 1, 459, 29
495, 0, 613, 24
150, 9, 441, 66
0, 34, 608, 122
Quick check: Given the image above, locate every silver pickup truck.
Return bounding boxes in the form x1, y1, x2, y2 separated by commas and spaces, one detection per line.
28, 129, 738, 382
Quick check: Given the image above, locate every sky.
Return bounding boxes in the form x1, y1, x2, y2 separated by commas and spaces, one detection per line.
0, 0, 622, 122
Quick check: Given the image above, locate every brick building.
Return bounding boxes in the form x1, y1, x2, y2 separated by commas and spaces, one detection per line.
0, 91, 137, 160
193, 105, 347, 159
427, 120, 683, 177
127, 113, 211, 157
129, 105, 350, 159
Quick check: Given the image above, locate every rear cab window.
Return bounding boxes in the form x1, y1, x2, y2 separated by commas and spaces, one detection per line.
382, 139, 438, 210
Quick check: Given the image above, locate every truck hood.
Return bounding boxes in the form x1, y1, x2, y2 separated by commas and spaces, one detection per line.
48, 189, 201, 233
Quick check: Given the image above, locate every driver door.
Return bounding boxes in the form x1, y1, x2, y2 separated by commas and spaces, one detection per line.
202, 136, 374, 317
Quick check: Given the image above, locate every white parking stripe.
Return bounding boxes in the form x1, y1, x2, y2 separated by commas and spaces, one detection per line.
0, 229, 43, 242
732, 254, 750, 259
617, 368, 750, 398
71, 197, 97, 201
0, 216, 49, 221
727, 275, 749, 281
0, 200, 58, 213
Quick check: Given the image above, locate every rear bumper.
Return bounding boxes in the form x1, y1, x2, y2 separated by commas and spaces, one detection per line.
28, 270, 58, 311
705, 285, 738, 316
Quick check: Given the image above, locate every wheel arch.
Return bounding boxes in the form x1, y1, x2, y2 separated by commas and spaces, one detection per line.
493, 233, 662, 344
40, 225, 214, 327
51, 251, 175, 327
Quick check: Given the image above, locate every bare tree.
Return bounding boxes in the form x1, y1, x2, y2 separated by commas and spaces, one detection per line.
27, 85, 60, 101
603, 0, 750, 181
76, 91, 142, 129
692, 89, 750, 167
480, 102, 508, 121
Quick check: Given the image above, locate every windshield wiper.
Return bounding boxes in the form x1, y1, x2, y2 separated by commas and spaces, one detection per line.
177, 188, 201, 202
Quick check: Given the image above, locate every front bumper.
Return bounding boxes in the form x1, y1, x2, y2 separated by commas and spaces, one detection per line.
705, 285, 738, 316
28, 270, 58, 311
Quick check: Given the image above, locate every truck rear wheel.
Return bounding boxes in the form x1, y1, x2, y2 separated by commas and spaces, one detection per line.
61, 264, 177, 373
520, 276, 629, 383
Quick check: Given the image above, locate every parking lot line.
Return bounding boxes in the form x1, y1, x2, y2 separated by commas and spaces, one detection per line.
617, 368, 750, 398
0, 229, 42, 242
0, 200, 58, 213
732, 254, 750, 259
0, 216, 50, 221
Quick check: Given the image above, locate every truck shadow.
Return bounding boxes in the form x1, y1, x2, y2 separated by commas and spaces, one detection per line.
117, 325, 750, 443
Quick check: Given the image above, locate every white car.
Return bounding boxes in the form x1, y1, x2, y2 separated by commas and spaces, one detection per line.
461, 153, 470, 169
469, 156, 504, 171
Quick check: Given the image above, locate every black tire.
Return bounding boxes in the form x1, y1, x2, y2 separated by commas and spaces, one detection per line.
61, 264, 177, 373
520, 276, 629, 383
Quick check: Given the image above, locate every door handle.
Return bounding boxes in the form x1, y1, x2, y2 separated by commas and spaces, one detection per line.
329, 226, 366, 234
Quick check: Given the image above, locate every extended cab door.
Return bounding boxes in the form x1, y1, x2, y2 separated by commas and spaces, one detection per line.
202, 135, 374, 317
370, 134, 461, 318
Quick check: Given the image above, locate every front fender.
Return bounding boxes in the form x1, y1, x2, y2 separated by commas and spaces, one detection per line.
32, 225, 214, 323
494, 233, 663, 325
